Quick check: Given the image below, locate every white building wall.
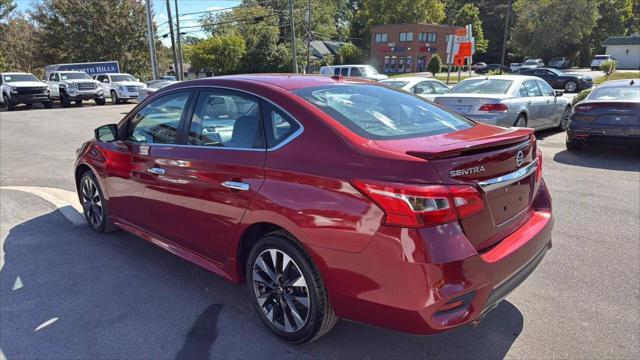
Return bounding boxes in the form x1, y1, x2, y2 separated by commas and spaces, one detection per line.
605, 45, 640, 69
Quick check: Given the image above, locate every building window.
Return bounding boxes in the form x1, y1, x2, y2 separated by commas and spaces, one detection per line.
418, 32, 427, 42
427, 32, 437, 42
399, 32, 413, 42
375, 33, 388, 43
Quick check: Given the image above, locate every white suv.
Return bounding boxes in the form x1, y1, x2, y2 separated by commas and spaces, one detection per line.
1, 72, 52, 110
319, 65, 388, 81
95, 73, 146, 104
590, 55, 614, 71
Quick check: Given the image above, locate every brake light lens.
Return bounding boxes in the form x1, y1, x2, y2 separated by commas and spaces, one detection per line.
478, 103, 508, 112
352, 180, 484, 227
574, 104, 595, 112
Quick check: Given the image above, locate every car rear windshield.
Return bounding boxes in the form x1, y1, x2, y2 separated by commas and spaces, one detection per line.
3, 74, 39, 82
293, 84, 473, 140
524, 60, 538, 65
449, 79, 513, 94
588, 86, 640, 102
594, 55, 610, 60
379, 80, 409, 89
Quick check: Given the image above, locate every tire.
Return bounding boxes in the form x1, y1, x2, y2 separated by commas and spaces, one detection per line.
514, 113, 527, 127
95, 97, 106, 105
75, 99, 83, 106
3, 94, 15, 111
566, 138, 583, 151
79, 170, 118, 233
26, 103, 33, 107
558, 106, 571, 130
247, 231, 338, 344
564, 80, 578, 93
43, 101, 53, 109
110, 90, 120, 104
60, 90, 71, 107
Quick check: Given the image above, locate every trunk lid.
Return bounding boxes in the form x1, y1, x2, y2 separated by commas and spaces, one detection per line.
574, 101, 640, 126
374, 124, 538, 251
434, 94, 506, 116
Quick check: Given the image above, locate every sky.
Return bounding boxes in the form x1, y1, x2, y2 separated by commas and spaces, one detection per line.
14, 0, 242, 46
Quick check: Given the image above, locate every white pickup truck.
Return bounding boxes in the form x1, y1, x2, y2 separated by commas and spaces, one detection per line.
46, 70, 105, 107
1, 72, 52, 110
94, 73, 146, 104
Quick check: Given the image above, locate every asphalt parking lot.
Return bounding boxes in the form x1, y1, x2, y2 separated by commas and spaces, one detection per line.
1, 103, 638, 359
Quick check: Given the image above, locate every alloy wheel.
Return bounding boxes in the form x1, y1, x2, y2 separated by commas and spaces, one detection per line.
111, 91, 118, 104
81, 177, 104, 228
252, 248, 310, 333
565, 81, 577, 92
515, 116, 527, 127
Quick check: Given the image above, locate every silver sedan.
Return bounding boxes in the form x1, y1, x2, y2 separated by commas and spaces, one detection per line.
434, 75, 572, 130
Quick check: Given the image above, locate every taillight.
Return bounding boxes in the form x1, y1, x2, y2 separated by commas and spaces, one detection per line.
478, 103, 508, 112
574, 104, 594, 112
352, 180, 484, 227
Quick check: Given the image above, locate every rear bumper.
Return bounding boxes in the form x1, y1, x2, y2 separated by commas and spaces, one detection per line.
569, 124, 640, 143
312, 180, 553, 335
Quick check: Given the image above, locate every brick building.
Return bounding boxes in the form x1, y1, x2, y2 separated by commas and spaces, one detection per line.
370, 23, 462, 74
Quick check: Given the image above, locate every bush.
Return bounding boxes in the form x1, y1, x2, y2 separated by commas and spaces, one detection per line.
427, 54, 442, 75
600, 60, 616, 75
335, 43, 366, 65
572, 89, 592, 105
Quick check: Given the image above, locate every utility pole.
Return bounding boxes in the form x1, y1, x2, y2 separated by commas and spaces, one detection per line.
166, 0, 179, 80
288, 0, 298, 73
144, 0, 158, 80
306, 0, 311, 74
174, 0, 184, 80
500, 0, 513, 75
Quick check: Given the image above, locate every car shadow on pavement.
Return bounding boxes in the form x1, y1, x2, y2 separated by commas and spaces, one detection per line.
1, 211, 523, 359
553, 144, 640, 172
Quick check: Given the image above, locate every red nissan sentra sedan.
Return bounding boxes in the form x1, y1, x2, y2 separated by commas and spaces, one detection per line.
75, 75, 553, 343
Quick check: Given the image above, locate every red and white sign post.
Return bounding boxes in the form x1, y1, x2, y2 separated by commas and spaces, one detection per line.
446, 24, 475, 84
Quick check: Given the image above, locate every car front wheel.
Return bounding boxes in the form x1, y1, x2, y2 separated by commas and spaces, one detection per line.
79, 171, 118, 233
564, 81, 578, 93
247, 231, 338, 343
110, 90, 120, 104
2, 94, 14, 111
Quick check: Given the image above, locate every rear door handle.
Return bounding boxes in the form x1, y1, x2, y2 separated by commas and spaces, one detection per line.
147, 167, 165, 175
222, 181, 250, 191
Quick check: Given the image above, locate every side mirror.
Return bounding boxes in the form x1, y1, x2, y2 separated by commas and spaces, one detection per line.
102, 79, 109, 83
136, 78, 140, 82
95, 124, 118, 142
555, 90, 563, 97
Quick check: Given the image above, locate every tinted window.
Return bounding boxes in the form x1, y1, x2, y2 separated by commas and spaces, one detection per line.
50, 73, 59, 81
537, 80, 554, 96
333, 68, 340, 76
187, 90, 263, 149
294, 84, 473, 140
449, 79, 513, 94
350, 67, 363, 77
127, 91, 190, 144
432, 82, 449, 94
523, 80, 542, 97
340, 68, 349, 76
263, 103, 300, 148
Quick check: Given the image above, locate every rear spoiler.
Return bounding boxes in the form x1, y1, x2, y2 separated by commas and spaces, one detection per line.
407, 133, 533, 160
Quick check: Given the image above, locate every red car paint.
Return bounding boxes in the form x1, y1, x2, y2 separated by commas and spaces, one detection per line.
75, 75, 553, 334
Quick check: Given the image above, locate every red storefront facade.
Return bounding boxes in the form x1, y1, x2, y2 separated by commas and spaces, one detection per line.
370, 23, 462, 74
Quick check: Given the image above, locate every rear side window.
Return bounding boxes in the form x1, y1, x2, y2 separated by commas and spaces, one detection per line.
350, 67, 363, 77
537, 80, 554, 96
187, 90, 264, 149
262, 102, 301, 148
127, 91, 190, 144
449, 79, 513, 94
293, 84, 473, 140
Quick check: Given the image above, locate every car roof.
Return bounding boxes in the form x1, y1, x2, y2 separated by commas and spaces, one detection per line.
381, 76, 441, 84
176, 74, 372, 91
597, 79, 640, 88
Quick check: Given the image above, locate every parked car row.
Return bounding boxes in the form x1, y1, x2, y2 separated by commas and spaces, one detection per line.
1, 70, 153, 110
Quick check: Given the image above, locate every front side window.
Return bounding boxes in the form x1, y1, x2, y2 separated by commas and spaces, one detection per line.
537, 80, 555, 96
432, 82, 449, 94
350, 67, 363, 77
127, 91, 190, 144
110, 74, 136, 82
449, 79, 513, 94
414, 82, 435, 95
340, 68, 349, 76
294, 84, 473, 140
523, 80, 543, 97
50, 73, 59, 81
187, 90, 263, 149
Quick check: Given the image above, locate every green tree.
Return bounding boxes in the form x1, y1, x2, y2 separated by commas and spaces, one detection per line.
451, 4, 488, 54
0, 0, 15, 21
30, 0, 151, 78
335, 42, 366, 64
0, 17, 41, 74
427, 53, 442, 75
511, 0, 599, 62
577, 0, 633, 66
188, 33, 246, 75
